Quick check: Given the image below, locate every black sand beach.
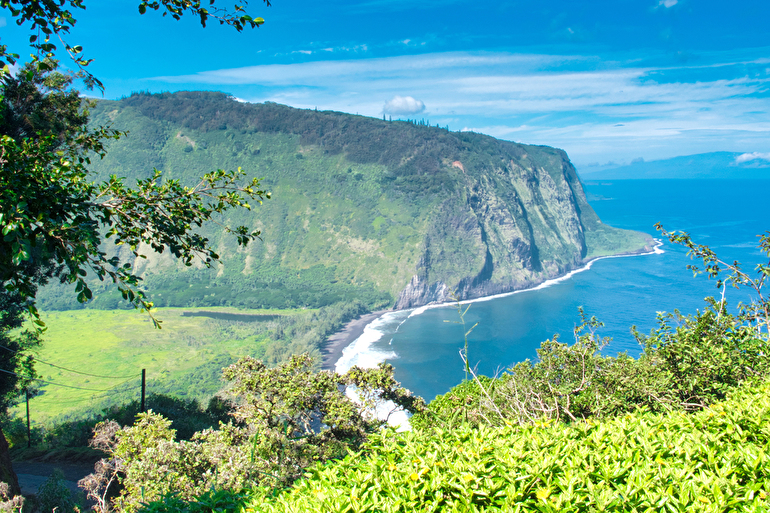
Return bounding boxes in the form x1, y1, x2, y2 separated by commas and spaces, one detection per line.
321, 310, 389, 371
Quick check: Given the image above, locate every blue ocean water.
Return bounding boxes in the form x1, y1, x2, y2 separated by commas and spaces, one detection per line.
337, 180, 770, 402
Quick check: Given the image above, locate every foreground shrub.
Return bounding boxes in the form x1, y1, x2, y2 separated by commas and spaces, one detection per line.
240, 381, 770, 512
37, 468, 82, 513
413, 298, 769, 430
82, 354, 423, 512
0, 482, 24, 512
414, 228, 770, 430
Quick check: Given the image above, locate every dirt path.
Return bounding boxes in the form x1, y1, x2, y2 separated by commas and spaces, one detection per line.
13, 461, 94, 497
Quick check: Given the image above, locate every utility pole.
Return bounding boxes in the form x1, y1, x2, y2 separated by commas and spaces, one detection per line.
25, 390, 30, 449
141, 369, 146, 412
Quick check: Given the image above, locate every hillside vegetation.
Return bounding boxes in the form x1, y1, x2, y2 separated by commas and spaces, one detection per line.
38, 91, 649, 312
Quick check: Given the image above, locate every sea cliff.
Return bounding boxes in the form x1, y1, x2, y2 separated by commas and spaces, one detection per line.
67, 91, 651, 311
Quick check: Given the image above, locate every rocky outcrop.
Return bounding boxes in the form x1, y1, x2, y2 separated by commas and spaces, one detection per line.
395, 147, 615, 308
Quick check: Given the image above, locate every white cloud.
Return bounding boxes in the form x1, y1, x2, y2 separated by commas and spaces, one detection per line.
658, 0, 678, 7
735, 152, 770, 164
146, 50, 770, 164
383, 95, 425, 115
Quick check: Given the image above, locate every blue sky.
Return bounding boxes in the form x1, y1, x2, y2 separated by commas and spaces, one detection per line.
2, 0, 769, 166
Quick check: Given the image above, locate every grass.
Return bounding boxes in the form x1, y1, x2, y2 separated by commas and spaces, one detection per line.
584, 224, 652, 259
14, 306, 308, 423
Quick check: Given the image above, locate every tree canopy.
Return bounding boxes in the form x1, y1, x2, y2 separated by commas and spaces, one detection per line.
1, 0, 271, 322
0, 0, 271, 456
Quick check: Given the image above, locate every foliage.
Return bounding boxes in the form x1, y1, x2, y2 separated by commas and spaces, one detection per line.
656, 224, 770, 336
0, 61, 89, 146
413, 300, 769, 430
48, 393, 233, 450
237, 381, 770, 512
136, 488, 250, 513
0, 61, 95, 410
0, 289, 39, 412
0, 83, 270, 324
37, 468, 82, 513
82, 355, 423, 512
0, 481, 23, 512
409, 376, 499, 431
633, 300, 769, 409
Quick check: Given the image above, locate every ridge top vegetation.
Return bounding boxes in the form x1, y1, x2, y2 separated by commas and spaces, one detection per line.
42, 90, 650, 315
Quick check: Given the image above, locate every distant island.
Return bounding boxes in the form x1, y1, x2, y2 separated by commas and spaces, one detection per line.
578, 151, 770, 180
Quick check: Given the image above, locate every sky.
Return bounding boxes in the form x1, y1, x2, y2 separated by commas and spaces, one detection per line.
2, 0, 769, 167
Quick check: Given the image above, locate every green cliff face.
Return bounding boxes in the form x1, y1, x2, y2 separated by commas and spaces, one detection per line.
82, 91, 650, 310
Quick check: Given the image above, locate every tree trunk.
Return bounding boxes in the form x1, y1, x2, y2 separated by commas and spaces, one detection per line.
0, 426, 20, 497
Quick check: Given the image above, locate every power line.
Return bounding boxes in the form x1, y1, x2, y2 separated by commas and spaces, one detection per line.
0, 344, 136, 379
29, 380, 139, 406
34, 359, 137, 380
0, 367, 126, 392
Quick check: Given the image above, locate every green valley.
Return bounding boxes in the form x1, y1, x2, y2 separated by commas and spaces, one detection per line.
14, 302, 366, 423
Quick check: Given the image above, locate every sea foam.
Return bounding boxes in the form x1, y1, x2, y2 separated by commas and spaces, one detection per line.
335, 311, 413, 430
332, 239, 664, 430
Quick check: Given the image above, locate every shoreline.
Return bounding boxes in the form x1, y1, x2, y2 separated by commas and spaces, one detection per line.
321, 310, 390, 371
321, 239, 663, 371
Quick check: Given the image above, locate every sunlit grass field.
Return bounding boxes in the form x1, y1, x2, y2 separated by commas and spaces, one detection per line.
15, 307, 306, 423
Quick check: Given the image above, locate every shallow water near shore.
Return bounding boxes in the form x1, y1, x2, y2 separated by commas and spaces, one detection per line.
337, 179, 770, 402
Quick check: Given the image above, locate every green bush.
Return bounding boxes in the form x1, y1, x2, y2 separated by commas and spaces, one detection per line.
135, 488, 250, 513
413, 301, 770, 430
241, 381, 770, 512
37, 469, 82, 513
84, 355, 424, 512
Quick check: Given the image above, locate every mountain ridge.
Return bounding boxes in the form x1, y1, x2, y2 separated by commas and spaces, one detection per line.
578, 151, 770, 180
42, 91, 651, 311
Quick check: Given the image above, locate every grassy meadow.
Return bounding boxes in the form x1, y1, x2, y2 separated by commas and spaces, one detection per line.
15, 307, 307, 423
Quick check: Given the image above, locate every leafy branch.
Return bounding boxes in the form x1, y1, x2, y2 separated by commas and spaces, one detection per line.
0, 129, 270, 327
656, 223, 770, 336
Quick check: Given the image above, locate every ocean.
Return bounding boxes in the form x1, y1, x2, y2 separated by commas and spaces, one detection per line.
336, 179, 770, 402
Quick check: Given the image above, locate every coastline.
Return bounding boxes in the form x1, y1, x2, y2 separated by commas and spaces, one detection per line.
321, 239, 663, 371
321, 310, 390, 371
